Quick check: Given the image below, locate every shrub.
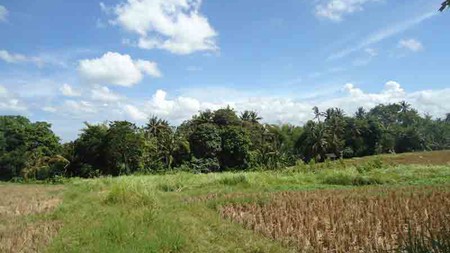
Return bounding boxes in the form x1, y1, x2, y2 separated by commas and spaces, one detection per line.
189, 157, 220, 173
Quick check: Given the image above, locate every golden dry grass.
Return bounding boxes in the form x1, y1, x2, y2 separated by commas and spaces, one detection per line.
0, 184, 64, 253
220, 186, 450, 253
348, 150, 450, 166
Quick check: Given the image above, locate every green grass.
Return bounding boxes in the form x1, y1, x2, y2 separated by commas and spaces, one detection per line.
31, 162, 450, 252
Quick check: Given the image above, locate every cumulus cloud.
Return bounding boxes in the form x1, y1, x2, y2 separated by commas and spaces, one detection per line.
106, 0, 218, 54
315, 0, 378, 22
91, 86, 123, 102
124, 104, 147, 121
0, 5, 7, 22
60, 83, 81, 97
398, 39, 423, 52
63, 100, 97, 115
0, 50, 42, 65
121, 89, 202, 122
0, 85, 27, 112
78, 52, 161, 87
123, 81, 450, 126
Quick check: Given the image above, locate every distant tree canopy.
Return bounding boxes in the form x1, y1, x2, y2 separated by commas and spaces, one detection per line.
1, 102, 449, 180
0, 116, 66, 180
440, 0, 450, 11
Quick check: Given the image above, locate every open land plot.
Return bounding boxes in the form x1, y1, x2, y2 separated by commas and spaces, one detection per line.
0, 184, 64, 253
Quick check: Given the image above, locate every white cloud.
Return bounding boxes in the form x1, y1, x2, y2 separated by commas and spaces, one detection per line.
329, 11, 436, 60
124, 104, 147, 121
78, 52, 161, 87
63, 100, 97, 115
60, 83, 81, 97
147, 89, 201, 119
0, 85, 27, 112
0, 50, 42, 65
91, 86, 123, 102
42, 106, 57, 113
398, 39, 423, 52
106, 0, 218, 54
315, 0, 378, 22
126, 81, 450, 125
0, 5, 8, 22
0, 85, 7, 96
134, 60, 162, 77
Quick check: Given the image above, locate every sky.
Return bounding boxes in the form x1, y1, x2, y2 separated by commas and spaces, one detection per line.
0, 0, 449, 141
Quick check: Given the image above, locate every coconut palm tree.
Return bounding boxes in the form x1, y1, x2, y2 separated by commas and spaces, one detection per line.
240, 110, 262, 123
193, 110, 214, 125
145, 116, 170, 138
312, 106, 323, 122
310, 123, 329, 162
355, 107, 366, 119
399, 101, 411, 113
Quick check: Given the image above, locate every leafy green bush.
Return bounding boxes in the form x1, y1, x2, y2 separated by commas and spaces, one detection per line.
189, 157, 220, 173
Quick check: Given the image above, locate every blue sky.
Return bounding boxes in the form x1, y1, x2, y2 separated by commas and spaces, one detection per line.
0, 0, 449, 141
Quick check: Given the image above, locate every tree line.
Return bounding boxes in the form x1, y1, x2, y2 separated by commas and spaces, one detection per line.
1, 102, 449, 180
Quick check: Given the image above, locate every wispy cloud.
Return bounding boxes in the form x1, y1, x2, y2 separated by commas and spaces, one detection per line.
398, 39, 424, 52
0, 5, 8, 22
0, 50, 43, 65
328, 11, 436, 60
315, 0, 379, 22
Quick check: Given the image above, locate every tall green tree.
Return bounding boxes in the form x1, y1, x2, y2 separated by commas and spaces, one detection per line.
68, 123, 108, 177
104, 121, 144, 176
219, 126, 251, 169
0, 116, 62, 180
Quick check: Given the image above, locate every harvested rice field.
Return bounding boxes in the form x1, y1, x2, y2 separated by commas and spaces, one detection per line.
0, 184, 64, 253
220, 186, 450, 252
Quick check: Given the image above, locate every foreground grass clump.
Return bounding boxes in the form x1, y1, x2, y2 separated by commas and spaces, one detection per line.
220, 186, 450, 253
218, 174, 249, 186
105, 179, 158, 206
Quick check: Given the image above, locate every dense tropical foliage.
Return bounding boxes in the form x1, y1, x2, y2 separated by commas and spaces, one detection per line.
1, 102, 449, 180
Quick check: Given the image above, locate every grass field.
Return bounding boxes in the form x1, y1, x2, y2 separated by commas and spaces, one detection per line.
1, 151, 450, 252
